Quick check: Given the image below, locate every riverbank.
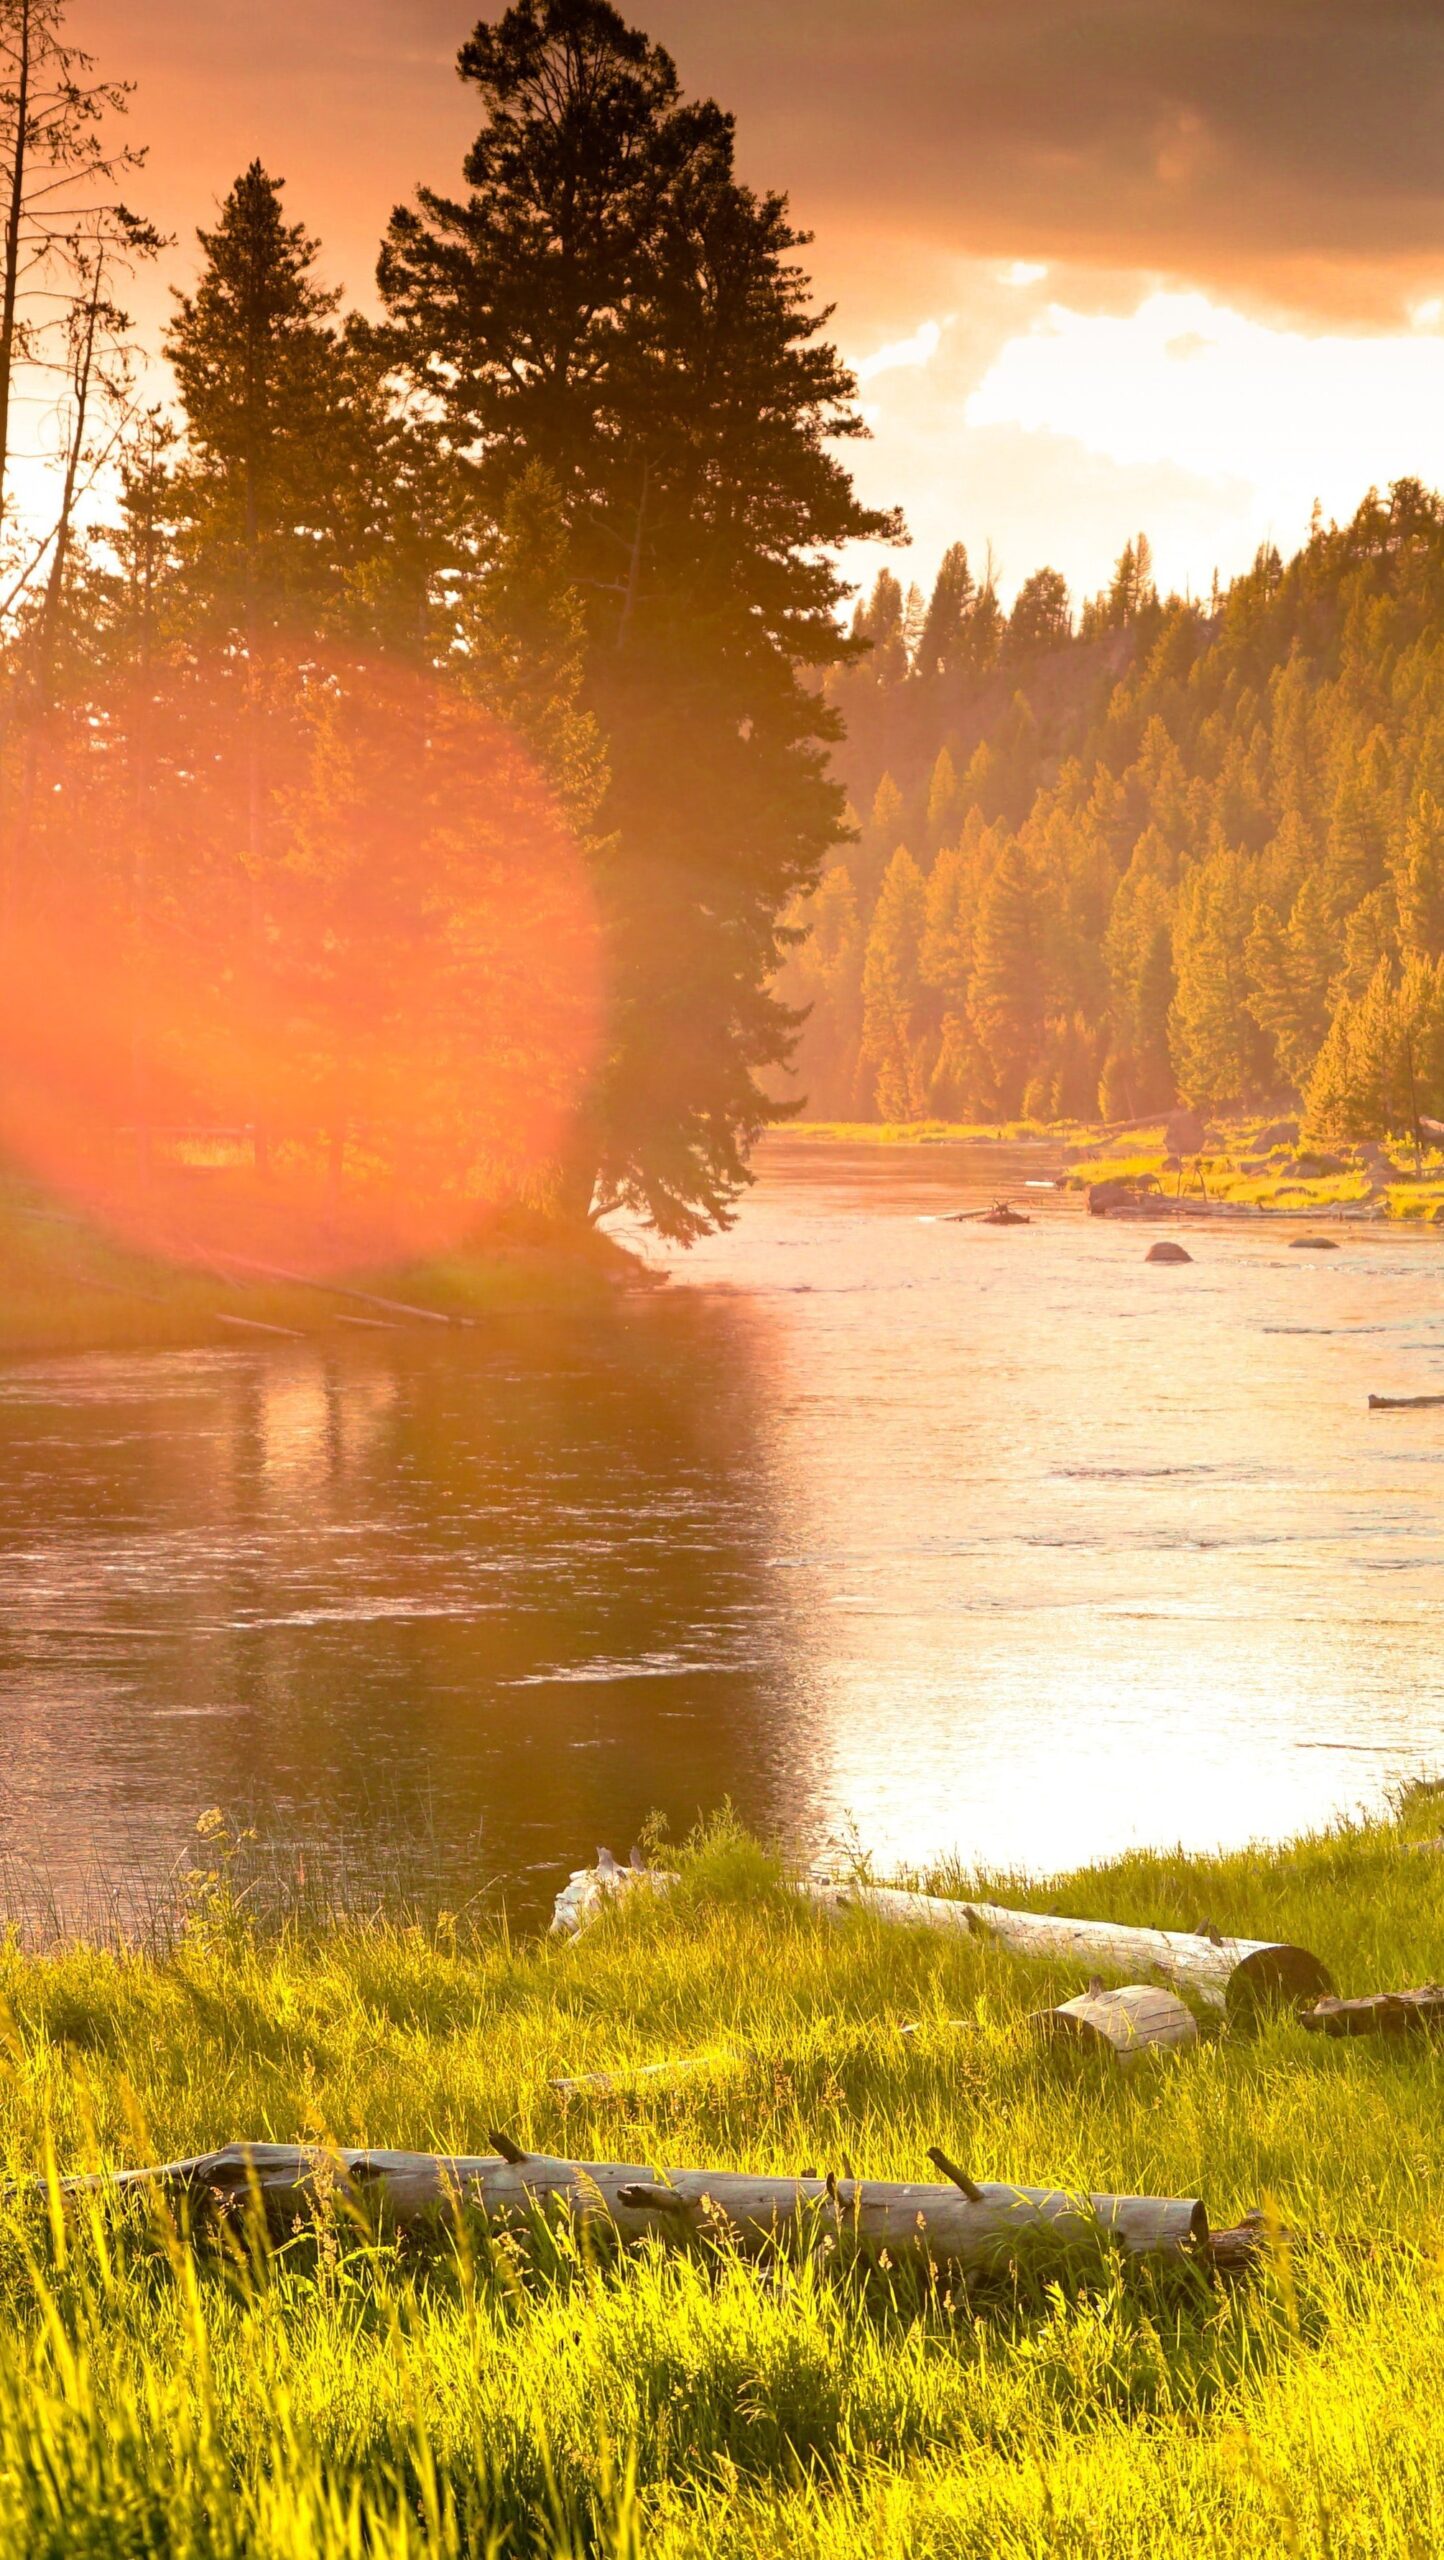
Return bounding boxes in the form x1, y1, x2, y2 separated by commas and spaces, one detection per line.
788, 1115, 1444, 1221
5, 1800, 1444, 2556
0, 1175, 643, 1355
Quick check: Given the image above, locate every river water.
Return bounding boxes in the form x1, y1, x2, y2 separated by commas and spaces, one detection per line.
1, 1140, 1441, 1927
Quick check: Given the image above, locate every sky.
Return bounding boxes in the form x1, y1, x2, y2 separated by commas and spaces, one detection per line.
79, 0, 1444, 613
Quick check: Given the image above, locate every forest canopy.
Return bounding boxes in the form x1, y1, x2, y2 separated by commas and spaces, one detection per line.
787, 485, 1444, 1144
0, 0, 891, 1258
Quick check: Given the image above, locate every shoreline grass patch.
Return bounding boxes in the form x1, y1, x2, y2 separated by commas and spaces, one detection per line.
0, 1802, 1440, 2550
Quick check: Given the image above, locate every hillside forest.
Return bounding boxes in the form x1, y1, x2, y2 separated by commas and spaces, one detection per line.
785, 489, 1444, 1142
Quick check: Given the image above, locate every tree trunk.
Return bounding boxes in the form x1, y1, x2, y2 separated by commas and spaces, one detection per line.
800, 1881, 1333, 2020
0, 0, 31, 537
48, 2139, 1215, 2273
550, 1860, 1333, 2023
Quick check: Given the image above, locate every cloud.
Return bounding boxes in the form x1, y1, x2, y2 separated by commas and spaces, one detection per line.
968, 289, 1444, 516
666, 0, 1444, 324
853, 317, 947, 384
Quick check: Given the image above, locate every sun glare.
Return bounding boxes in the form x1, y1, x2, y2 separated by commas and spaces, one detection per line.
0, 646, 603, 1276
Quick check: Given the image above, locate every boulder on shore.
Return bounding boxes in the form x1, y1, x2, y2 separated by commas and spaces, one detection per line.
1146, 1239, 1193, 1264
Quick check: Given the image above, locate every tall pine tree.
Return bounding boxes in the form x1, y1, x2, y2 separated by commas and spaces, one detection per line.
380, 0, 894, 1235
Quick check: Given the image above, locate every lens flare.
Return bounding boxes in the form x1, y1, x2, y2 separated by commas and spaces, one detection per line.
0, 644, 603, 1274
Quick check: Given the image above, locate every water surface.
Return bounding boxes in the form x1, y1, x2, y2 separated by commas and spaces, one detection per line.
2, 1140, 1441, 1922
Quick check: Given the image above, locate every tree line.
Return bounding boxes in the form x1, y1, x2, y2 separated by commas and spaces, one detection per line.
783, 489, 1444, 1142
0, 0, 891, 1243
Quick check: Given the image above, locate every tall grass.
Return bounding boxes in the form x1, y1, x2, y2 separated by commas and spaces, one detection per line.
2, 1803, 1444, 2554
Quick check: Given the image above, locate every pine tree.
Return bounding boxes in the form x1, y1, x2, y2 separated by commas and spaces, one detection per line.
915, 544, 975, 682
457, 461, 605, 831
851, 569, 908, 685
791, 862, 864, 1111
919, 833, 979, 1014
165, 162, 354, 633
1303, 959, 1405, 1142
1103, 861, 1175, 1110
860, 845, 927, 1119
1397, 789, 1444, 961
924, 745, 962, 851
1243, 873, 1334, 1091
968, 838, 1043, 1112
1168, 850, 1270, 1106
1005, 566, 1070, 660
380, 0, 894, 1236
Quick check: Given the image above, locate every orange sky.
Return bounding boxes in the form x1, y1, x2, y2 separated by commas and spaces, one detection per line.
80, 0, 1444, 608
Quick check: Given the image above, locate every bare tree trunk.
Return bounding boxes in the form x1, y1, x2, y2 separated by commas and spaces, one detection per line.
0, 0, 31, 538
45, 2138, 1216, 2273
801, 1880, 1334, 2020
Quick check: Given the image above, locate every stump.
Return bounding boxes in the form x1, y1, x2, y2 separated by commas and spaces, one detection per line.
1034, 1982, 1199, 2060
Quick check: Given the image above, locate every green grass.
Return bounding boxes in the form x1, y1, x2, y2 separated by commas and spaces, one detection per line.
4, 1802, 1444, 2552
0, 1175, 638, 1355
783, 1117, 1095, 1144
784, 1115, 1444, 1221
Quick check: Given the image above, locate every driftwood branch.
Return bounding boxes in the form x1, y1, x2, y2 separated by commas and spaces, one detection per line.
1300, 1985, 1444, 2038
41, 2140, 1222, 2274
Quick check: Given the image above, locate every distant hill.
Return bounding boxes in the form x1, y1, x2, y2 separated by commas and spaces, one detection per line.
780, 483, 1444, 1140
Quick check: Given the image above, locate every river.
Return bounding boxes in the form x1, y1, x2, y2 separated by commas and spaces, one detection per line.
1, 1139, 1441, 1928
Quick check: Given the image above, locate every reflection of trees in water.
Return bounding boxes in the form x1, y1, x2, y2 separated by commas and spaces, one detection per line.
0, 1297, 806, 1916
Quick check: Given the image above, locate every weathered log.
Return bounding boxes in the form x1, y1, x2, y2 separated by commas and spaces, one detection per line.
44, 2139, 1212, 2272
1033, 1981, 1199, 2060
203, 1245, 461, 1327
1369, 1393, 1444, 1410
1300, 1985, 1444, 2038
802, 1881, 1333, 2020
550, 1860, 1331, 2022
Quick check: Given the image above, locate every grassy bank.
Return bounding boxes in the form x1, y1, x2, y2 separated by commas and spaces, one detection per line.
0, 1176, 641, 1356
4, 1803, 1444, 2553
788, 1115, 1444, 1220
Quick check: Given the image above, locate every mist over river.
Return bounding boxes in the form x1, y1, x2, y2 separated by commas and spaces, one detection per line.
2, 1139, 1442, 1927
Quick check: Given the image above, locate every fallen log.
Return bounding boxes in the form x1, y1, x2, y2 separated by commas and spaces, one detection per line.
1300, 1985, 1444, 2038
201, 1246, 461, 1327
802, 1881, 1333, 2020
1033, 1981, 1199, 2060
550, 1859, 1332, 2021
42, 2138, 1215, 2273
1369, 1393, 1444, 1410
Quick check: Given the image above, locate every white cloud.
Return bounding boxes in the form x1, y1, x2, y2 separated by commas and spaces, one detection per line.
998, 260, 1048, 288
967, 289, 1444, 535
853, 316, 947, 384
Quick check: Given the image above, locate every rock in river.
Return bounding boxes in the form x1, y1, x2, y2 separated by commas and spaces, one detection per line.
1146, 1239, 1193, 1264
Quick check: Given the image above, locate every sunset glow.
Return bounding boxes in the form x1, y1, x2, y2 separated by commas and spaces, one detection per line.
0, 650, 602, 1273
